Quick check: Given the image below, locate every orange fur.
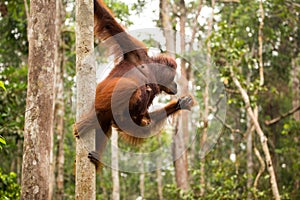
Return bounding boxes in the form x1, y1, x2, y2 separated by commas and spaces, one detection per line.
74, 0, 194, 169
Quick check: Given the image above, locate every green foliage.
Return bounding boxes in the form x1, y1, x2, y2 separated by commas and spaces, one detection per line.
0, 66, 27, 138
0, 0, 28, 68
0, 135, 6, 150
131, 0, 147, 15
105, 0, 133, 26
0, 81, 6, 91
0, 169, 20, 200
281, 120, 300, 135
164, 184, 195, 200
0, 0, 299, 199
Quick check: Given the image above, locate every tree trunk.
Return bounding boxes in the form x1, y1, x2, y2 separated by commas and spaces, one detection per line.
17, 139, 22, 184
246, 71, 254, 200
173, 0, 190, 192
199, 0, 215, 195
111, 129, 120, 200
291, 57, 300, 194
21, 0, 57, 199
160, 0, 189, 191
54, 1, 66, 199
75, 0, 96, 199
173, 123, 189, 191
49, 1, 66, 199
246, 114, 254, 200
159, 0, 175, 56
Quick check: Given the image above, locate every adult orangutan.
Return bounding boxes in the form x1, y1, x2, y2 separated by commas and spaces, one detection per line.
74, 0, 194, 169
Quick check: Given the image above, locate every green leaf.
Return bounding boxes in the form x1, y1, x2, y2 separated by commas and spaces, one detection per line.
0, 81, 6, 91
0, 136, 6, 145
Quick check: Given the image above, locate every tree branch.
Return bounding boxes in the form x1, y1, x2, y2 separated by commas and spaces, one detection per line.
23, 0, 30, 22
215, 114, 242, 134
265, 105, 300, 125
188, 0, 202, 51
258, 0, 265, 86
253, 146, 265, 200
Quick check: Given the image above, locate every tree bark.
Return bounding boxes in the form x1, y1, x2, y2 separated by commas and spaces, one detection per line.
111, 129, 120, 200
173, 123, 189, 191
75, 0, 96, 199
21, 0, 57, 199
159, 0, 175, 56
160, 0, 189, 191
172, 0, 190, 192
230, 67, 280, 200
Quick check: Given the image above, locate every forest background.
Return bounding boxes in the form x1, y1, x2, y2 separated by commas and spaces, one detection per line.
0, 0, 299, 199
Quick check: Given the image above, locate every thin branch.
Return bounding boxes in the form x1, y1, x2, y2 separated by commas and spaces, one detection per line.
215, 114, 242, 134
244, 119, 255, 140
225, 88, 240, 94
188, 0, 202, 51
171, 2, 179, 17
286, 0, 300, 8
258, 0, 264, 86
253, 147, 265, 200
23, 0, 30, 42
23, 0, 30, 22
265, 105, 300, 125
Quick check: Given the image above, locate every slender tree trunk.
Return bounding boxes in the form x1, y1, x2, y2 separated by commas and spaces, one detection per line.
49, 1, 66, 199
21, 0, 57, 199
54, 1, 66, 199
246, 114, 254, 200
17, 139, 22, 184
159, 0, 175, 56
291, 57, 300, 193
188, 1, 201, 168
160, 0, 189, 191
173, 0, 190, 192
75, 0, 96, 199
230, 67, 280, 200
291, 58, 300, 121
111, 129, 120, 200
253, 146, 265, 200
200, 0, 215, 195
246, 71, 254, 199
173, 122, 189, 191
